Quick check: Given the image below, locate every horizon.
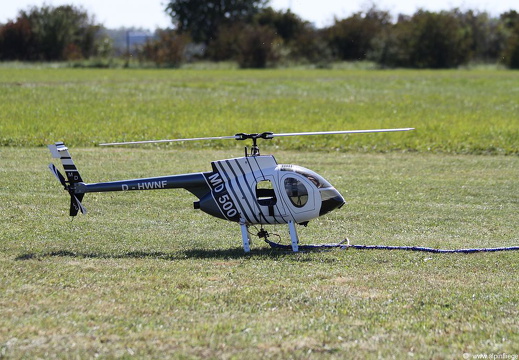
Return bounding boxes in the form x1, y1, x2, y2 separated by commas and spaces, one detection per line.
1, 0, 517, 31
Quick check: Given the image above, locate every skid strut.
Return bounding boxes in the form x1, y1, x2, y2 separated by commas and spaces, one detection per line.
240, 221, 300, 253
288, 220, 299, 252
239, 219, 251, 253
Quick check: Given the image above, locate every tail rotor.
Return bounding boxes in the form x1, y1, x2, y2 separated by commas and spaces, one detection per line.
70, 193, 87, 216
48, 163, 67, 189
48, 143, 87, 216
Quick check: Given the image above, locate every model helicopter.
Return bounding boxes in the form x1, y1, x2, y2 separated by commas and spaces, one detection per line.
48, 128, 414, 252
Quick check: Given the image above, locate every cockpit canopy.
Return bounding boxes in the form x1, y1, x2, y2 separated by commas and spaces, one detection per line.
280, 164, 332, 189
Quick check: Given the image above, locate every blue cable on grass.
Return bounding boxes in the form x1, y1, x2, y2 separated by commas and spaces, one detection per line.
264, 238, 519, 253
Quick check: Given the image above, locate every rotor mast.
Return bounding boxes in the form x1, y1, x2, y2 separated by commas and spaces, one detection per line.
234, 132, 274, 156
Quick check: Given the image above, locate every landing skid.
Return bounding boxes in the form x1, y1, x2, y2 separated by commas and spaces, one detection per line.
287, 220, 299, 252
239, 219, 251, 252
240, 220, 300, 253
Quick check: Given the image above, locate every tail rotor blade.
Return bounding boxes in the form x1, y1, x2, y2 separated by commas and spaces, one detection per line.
49, 163, 87, 215
48, 163, 67, 188
71, 194, 87, 216
74, 195, 87, 215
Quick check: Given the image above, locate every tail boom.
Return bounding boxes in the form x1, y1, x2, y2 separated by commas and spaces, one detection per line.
49, 142, 211, 217
78, 173, 209, 198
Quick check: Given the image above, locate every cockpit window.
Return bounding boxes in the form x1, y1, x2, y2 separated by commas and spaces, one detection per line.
256, 180, 276, 206
284, 177, 308, 207
280, 165, 332, 188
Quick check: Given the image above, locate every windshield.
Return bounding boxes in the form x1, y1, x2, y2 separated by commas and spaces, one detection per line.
280, 165, 332, 189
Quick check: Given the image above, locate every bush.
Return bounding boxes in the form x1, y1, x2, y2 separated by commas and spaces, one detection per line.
501, 11, 519, 68
324, 7, 391, 61
206, 23, 241, 61
503, 28, 519, 68
254, 8, 331, 65
0, 5, 100, 61
141, 30, 190, 67
207, 23, 281, 68
288, 29, 332, 65
235, 24, 281, 68
0, 17, 34, 60
370, 11, 472, 68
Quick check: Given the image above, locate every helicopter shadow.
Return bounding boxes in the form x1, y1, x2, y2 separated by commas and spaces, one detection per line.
14, 246, 306, 262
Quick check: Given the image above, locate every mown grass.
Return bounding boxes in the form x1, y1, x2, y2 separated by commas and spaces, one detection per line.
0, 68, 517, 154
1, 67, 518, 358
1, 147, 518, 358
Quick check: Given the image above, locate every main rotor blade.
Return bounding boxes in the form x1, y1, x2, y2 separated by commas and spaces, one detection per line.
99, 128, 414, 146
270, 128, 414, 138
99, 135, 239, 146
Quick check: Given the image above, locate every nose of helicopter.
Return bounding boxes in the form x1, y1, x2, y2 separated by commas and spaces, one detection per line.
319, 188, 345, 216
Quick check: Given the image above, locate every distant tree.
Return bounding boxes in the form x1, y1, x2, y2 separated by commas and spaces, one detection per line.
456, 10, 506, 62
501, 10, 519, 28
206, 22, 281, 67
409, 11, 471, 68
370, 10, 472, 68
141, 30, 191, 67
288, 28, 332, 65
367, 19, 405, 67
205, 22, 242, 61
0, 5, 101, 61
205, 7, 318, 67
0, 17, 35, 60
255, 7, 306, 42
324, 7, 391, 61
165, 0, 268, 44
501, 11, 519, 68
254, 7, 329, 64
235, 24, 281, 68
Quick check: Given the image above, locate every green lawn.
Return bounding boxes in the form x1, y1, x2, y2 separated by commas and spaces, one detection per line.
0, 67, 518, 358
0, 68, 517, 154
1, 147, 518, 359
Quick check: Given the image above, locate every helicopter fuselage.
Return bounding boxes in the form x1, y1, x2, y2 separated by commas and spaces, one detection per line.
75, 154, 345, 226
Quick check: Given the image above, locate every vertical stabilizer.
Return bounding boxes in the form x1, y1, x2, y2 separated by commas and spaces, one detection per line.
48, 142, 83, 184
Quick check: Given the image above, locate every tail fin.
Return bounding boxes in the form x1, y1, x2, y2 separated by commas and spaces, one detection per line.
48, 142, 87, 216
48, 142, 84, 184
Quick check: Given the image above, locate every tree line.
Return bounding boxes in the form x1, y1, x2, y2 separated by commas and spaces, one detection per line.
1, 2, 518, 69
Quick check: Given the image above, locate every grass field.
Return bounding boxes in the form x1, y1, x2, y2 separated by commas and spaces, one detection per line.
0, 68, 518, 153
1, 147, 518, 359
0, 67, 518, 358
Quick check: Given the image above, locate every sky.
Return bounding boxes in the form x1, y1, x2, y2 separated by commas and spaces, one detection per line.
1, 0, 517, 30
